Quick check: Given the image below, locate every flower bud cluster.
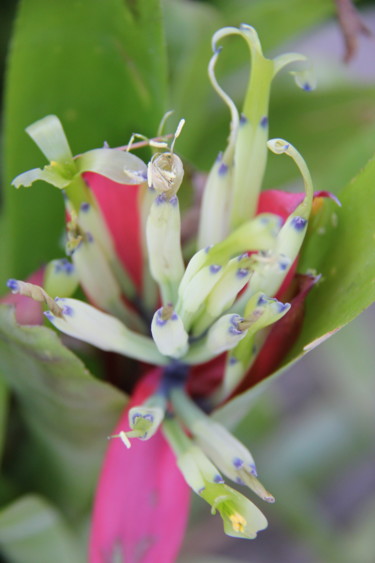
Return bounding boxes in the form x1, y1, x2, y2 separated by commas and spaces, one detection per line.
10, 24, 319, 540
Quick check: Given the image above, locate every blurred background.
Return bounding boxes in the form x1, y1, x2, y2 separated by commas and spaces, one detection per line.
1, 1, 374, 562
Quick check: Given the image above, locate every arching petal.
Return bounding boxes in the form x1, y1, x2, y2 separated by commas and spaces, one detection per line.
90, 369, 190, 563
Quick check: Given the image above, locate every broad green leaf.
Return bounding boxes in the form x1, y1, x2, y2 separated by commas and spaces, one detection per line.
215, 157, 375, 426
1, 0, 167, 286
0, 495, 82, 563
211, 0, 335, 43
0, 305, 126, 518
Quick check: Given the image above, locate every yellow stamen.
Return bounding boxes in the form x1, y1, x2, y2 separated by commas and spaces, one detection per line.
229, 512, 247, 533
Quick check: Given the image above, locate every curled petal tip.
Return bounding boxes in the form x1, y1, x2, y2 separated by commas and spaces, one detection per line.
267, 139, 290, 155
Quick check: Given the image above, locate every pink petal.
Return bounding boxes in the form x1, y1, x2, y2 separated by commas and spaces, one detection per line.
84, 172, 143, 289
1, 270, 45, 325
90, 368, 190, 563
257, 189, 340, 221
257, 190, 304, 220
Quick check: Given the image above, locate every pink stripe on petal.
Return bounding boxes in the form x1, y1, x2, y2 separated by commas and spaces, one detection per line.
2, 269, 44, 325
90, 369, 190, 563
84, 172, 143, 289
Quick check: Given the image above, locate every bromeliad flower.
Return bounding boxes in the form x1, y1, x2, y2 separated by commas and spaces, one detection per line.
8, 24, 341, 562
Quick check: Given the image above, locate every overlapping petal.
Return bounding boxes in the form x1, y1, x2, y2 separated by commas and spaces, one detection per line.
84, 172, 143, 289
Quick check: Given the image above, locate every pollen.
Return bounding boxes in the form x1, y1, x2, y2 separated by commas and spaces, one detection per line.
229, 512, 247, 533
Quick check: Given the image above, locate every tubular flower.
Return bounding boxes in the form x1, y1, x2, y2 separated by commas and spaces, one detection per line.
8, 24, 340, 562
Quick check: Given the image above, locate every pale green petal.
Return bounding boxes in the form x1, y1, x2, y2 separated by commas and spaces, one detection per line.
45, 298, 167, 365
26, 115, 73, 164
76, 148, 147, 184
12, 166, 71, 189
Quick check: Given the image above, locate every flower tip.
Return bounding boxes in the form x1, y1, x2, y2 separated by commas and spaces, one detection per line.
6, 279, 19, 293
43, 310, 54, 322
267, 139, 290, 155
314, 190, 342, 208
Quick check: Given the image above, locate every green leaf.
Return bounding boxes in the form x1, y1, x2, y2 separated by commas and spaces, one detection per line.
1, 0, 167, 286
215, 157, 375, 426
0, 305, 126, 517
0, 495, 82, 563
0, 375, 9, 466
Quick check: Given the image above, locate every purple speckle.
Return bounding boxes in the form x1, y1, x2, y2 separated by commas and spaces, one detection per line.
303, 83, 312, 91
277, 302, 290, 314
86, 232, 94, 243
248, 463, 258, 477
257, 295, 268, 306
218, 162, 228, 176
236, 268, 249, 278
62, 305, 74, 317
291, 216, 307, 231
260, 116, 268, 128
80, 202, 90, 213
155, 194, 167, 205
216, 151, 223, 163
240, 113, 247, 125
279, 257, 290, 271
198, 486, 206, 494
54, 258, 75, 275
169, 195, 178, 206
213, 45, 223, 56
230, 315, 243, 332
132, 413, 142, 424
229, 325, 242, 336
204, 246, 212, 254
236, 477, 246, 486
237, 252, 248, 261
143, 414, 154, 422
209, 264, 222, 274
171, 312, 178, 321
156, 311, 167, 327
44, 311, 54, 321
6, 279, 19, 292
229, 356, 239, 365
214, 474, 224, 484
233, 457, 244, 469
